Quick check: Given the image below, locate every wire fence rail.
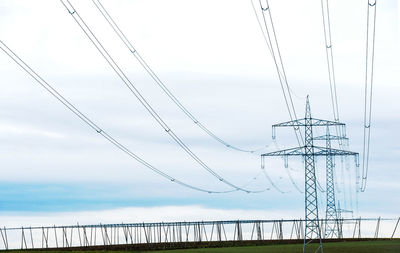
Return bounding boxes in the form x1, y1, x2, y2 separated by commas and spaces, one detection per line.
0, 217, 398, 250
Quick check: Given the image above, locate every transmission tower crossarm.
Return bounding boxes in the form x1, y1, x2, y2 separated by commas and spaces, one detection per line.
272, 119, 305, 128
312, 146, 358, 158
262, 146, 305, 157
273, 118, 345, 128
312, 118, 345, 126
313, 135, 348, 141
261, 146, 357, 158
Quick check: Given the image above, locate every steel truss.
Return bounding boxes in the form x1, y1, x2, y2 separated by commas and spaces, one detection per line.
313, 128, 348, 238
261, 96, 359, 253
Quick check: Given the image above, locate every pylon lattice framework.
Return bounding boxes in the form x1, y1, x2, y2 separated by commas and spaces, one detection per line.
261, 96, 359, 253
313, 128, 349, 238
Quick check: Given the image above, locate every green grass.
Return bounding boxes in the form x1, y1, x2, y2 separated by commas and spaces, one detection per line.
145, 240, 400, 253
8, 240, 400, 253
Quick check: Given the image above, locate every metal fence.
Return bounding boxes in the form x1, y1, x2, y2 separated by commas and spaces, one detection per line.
0, 217, 398, 250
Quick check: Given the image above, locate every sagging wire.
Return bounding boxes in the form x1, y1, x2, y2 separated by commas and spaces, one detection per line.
0, 40, 244, 194
361, 0, 377, 192
320, 0, 344, 146
91, 0, 270, 154
251, 0, 326, 194
272, 140, 303, 193
345, 155, 354, 215
58, 0, 269, 193
340, 156, 347, 210
261, 156, 290, 194
252, 0, 304, 147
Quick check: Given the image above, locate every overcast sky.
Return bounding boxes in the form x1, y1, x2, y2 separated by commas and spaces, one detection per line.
0, 0, 399, 226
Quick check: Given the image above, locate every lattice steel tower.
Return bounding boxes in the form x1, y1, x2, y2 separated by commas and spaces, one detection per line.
313, 127, 349, 238
261, 96, 359, 253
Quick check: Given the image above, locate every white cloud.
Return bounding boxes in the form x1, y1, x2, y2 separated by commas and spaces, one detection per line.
0, 123, 65, 139
0, 0, 398, 221
0, 206, 301, 227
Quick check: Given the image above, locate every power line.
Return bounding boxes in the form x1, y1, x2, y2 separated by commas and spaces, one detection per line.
250, 0, 274, 59
319, 0, 352, 199
272, 140, 303, 193
59, 0, 267, 193
251, 0, 307, 187
340, 157, 347, 211
319, 0, 354, 214
251, 0, 304, 101
254, 0, 304, 147
355, 144, 360, 216
361, 0, 377, 192
320, 0, 346, 150
320, 0, 340, 124
319, 3, 356, 218
260, 156, 290, 194
251, 0, 317, 193
90, 0, 269, 154
0, 40, 252, 194
345, 156, 354, 214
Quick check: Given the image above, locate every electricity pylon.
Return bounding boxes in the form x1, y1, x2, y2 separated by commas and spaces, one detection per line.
261, 96, 359, 253
313, 127, 349, 239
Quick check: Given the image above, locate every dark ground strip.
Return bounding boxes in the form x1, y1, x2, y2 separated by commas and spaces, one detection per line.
4, 238, 398, 252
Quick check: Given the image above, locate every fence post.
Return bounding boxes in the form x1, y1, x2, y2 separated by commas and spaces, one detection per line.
30, 227, 34, 248
374, 217, 381, 239
0, 227, 8, 250
21, 227, 28, 249
391, 217, 400, 239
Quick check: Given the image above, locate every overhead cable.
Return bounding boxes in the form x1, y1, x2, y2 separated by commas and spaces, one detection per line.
345, 156, 354, 214
272, 140, 303, 193
0, 40, 246, 194
59, 0, 266, 193
250, 0, 274, 58
340, 157, 347, 210
361, 0, 377, 192
91, 0, 269, 154
315, 157, 326, 193
320, 0, 340, 122
261, 156, 290, 193
320, 0, 345, 148
255, 0, 304, 147
256, 0, 326, 192
251, 0, 315, 193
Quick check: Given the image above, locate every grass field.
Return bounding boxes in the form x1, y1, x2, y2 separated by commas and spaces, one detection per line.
144, 240, 400, 253
9, 240, 400, 253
